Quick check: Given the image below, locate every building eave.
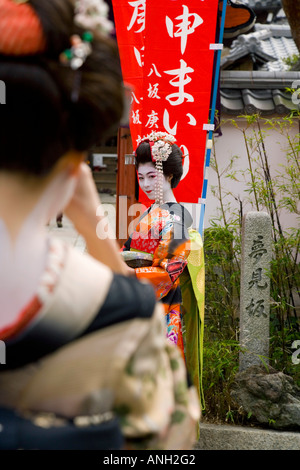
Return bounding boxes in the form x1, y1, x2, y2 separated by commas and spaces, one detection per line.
220, 70, 300, 90
220, 71, 300, 116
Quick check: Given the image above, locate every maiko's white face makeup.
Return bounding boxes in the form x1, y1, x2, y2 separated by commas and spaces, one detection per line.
137, 162, 172, 201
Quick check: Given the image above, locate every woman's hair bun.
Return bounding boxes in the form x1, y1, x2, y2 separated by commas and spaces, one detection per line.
0, 0, 125, 175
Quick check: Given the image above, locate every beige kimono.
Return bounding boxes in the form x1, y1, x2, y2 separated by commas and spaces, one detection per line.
0, 237, 200, 450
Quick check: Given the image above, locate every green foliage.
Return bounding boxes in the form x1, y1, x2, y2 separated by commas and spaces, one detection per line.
201, 326, 243, 424
282, 54, 300, 70
204, 225, 240, 336
269, 317, 300, 385
202, 115, 300, 423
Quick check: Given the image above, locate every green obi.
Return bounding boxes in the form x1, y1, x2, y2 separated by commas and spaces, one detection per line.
180, 228, 205, 411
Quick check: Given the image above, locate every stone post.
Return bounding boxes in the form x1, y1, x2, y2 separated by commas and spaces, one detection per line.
239, 211, 272, 371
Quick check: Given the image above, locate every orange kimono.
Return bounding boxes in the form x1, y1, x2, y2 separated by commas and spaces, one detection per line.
121, 202, 192, 358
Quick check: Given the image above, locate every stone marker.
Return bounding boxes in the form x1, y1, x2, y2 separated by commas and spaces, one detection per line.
239, 211, 272, 371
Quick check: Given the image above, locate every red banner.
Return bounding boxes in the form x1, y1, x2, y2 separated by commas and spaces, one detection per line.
112, 0, 219, 204
112, 0, 145, 142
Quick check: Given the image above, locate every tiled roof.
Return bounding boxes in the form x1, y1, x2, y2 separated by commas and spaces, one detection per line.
273, 8, 290, 25
220, 87, 300, 117
221, 76, 300, 115
220, 22, 300, 116
221, 25, 298, 72
241, 0, 282, 12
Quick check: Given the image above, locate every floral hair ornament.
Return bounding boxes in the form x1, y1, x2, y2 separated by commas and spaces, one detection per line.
59, 32, 93, 71
59, 0, 114, 102
74, 0, 114, 36
59, 31, 93, 102
136, 131, 177, 205
0, 0, 46, 55
60, 0, 114, 69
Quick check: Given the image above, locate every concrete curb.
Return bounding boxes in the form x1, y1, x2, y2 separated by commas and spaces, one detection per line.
194, 422, 300, 450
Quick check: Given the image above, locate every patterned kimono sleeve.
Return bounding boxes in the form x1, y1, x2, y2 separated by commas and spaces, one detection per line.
114, 303, 201, 450
135, 222, 191, 300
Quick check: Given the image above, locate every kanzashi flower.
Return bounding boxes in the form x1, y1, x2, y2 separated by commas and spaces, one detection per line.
152, 140, 172, 162
74, 0, 114, 35
136, 131, 176, 162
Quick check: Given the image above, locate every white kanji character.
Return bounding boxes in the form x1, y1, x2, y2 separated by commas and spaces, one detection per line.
145, 110, 159, 129
147, 64, 162, 77
134, 45, 144, 67
180, 145, 190, 180
148, 83, 161, 99
187, 113, 196, 126
131, 92, 140, 105
132, 110, 142, 124
163, 109, 178, 135
166, 5, 203, 54
165, 59, 194, 106
127, 0, 146, 33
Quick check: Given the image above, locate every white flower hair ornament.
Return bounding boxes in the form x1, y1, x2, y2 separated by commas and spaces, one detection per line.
60, 0, 114, 71
74, 0, 114, 35
135, 131, 177, 205
136, 131, 176, 161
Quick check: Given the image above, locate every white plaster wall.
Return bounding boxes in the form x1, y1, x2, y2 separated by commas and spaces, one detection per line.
203, 116, 300, 232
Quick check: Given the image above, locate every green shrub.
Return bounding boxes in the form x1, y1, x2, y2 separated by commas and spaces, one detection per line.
202, 115, 300, 422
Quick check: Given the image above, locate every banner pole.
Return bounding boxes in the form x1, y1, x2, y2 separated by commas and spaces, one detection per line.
198, 0, 228, 235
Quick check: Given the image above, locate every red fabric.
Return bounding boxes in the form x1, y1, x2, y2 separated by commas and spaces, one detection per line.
121, 205, 190, 360
112, 0, 219, 204
0, 0, 46, 55
0, 296, 42, 341
112, 0, 145, 141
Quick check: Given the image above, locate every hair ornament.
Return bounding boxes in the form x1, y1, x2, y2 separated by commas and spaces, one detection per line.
136, 131, 176, 162
59, 32, 93, 71
136, 131, 177, 206
59, 31, 94, 102
59, 0, 113, 102
74, 0, 114, 36
0, 0, 46, 55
